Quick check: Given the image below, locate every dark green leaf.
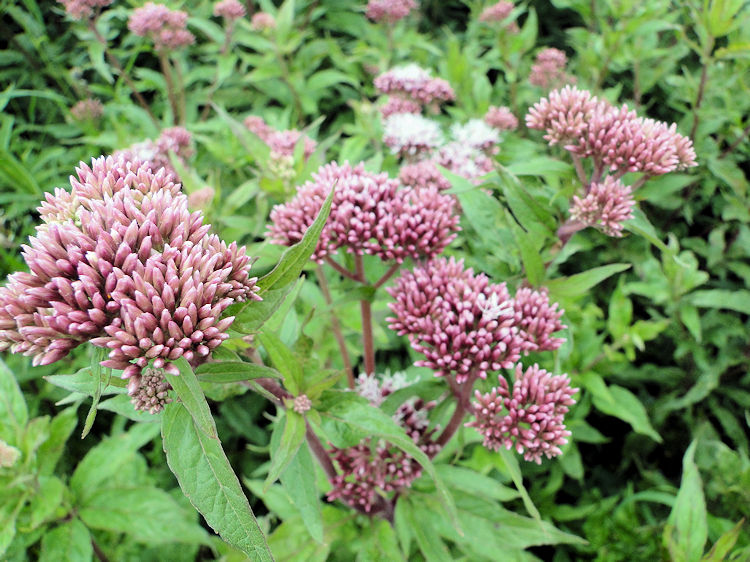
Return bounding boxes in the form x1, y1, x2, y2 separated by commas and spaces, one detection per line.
258, 332, 304, 395
196, 361, 282, 383
664, 441, 707, 561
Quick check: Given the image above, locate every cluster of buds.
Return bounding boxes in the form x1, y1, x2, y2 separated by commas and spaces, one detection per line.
529, 48, 573, 90
365, 0, 418, 23
387, 258, 565, 384
327, 374, 440, 512
374, 64, 455, 116
526, 85, 697, 237
467, 364, 577, 463
213, 0, 245, 20
484, 105, 518, 131
478, 1, 518, 32
70, 98, 104, 122
250, 11, 276, 32
0, 155, 260, 413
244, 115, 317, 160
113, 126, 193, 180
128, 2, 195, 51
267, 161, 459, 264
57, 0, 112, 20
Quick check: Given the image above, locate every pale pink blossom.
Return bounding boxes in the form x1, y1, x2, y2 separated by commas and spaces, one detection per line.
57, 0, 112, 20
366, 0, 417, 23
484, 105, 518, 131
380, 96, 422, 118
213, 0, 245, 19
71, 98, 104, 121
383, 113, 444, 158
374, 64, 455, 106
129, 3, 195, 50
250, 11, 275, 31
512, 288, 566, 351
399, 160, 451, 191
479, 1, 513, 23
569, 176, 635, 236
529, 48, 573, 89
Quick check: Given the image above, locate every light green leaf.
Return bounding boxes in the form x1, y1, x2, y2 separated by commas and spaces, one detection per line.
496, 447, 541, 522
0, 357, 28, 442
436, 465, 519, 503
687, 289, 750, 315
37, 406, 78, 476
258, 332, 303, 395
400, 497, 452, 562
28, 476, 65, 530
167, 357, 217, 438
161, 402, 272, 561
279, 441, 323, 543
265, 411, 306, 490
356, 519, 403, 562
701, 518, 744, 561
44, 368, 127, 397
97, 394, 162, 422
546, 263, 631, 298
591, 384, 662, 443
39, 518, 93, 562
79, 487, 209, 545
664, 441, 707, 562
195, 362, 282, 383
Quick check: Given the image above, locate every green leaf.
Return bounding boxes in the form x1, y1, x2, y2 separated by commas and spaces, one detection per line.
265, 411, 306, 490
590, 382, 662, 443
71, 423, 161, 504
496, 166, 556, 238
356, 519, 403, 562
28, 476, 65, 530
0, 357, 28, 441
687, 289, 750, 315
511, 220, 545, 285
44, 368, 127, 397
81, 350, 109, 439
701, 518, 744, 561
39, 518, 93, 562
317, 392, 459, 530
0, 149, 41, 194
400, 497, 453, 562
79, 487, 209, 545
664, 441, 707, 562
435, 465, 519, 503
624, 208, 668, 251
546, 263, 631, 298
258, 332, 304, 395
279, 441, 324, 543
37, 406, 78, 475
506, 157, 572, 177
196, 362, 282, 383
496, 447, 542, 522
167, 357, 217, 438
161, 402, 272, 561
97, 395, 162, 422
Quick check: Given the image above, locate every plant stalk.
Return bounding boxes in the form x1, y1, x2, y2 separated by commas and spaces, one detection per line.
316, 266, 354, 388
355, 254, 376, 376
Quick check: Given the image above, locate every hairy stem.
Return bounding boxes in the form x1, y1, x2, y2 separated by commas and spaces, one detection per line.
571, 154, 588, 186
88, 20, 159, 126
355, 254, 376, 377
557, 219, 586, 246
316, 266, 354, 388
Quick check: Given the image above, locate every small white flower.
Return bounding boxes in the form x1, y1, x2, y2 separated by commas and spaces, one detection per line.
478, 292, 512, 322
383, 113, 444, 156
450, 119, 500, 151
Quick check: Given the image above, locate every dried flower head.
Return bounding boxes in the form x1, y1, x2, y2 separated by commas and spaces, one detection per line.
383, 113, 444, 158
0, 155, 260, 413
569, 176, 635, 236
71, 98, 104, 122
0, 440, 21, 468
213, 0, 245, 19
366, 0, 418, 23
467, 364, 577, 463
478, 1, 513, 23
250, 11, 276, 31
57, 0, 112, 20
484, 105, 518, 131
128, 2, 195, 50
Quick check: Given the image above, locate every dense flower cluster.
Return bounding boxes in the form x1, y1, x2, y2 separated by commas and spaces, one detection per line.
128, 2, 195, 50
529, 48, 572, 89
374, 64, 455, 108
71, 98, 104, 122
450, 119, 501, 153
243, 115, 317, 160
388, 258, 565, 383
380, 96, 422, 118
527, 85, 697, 236
267, 162, 459, 263
434, 142, 495, 184
365, 0, 417, 23
57, 0, 112, 20
114, 127, 193, 179
479, 1, 513, 23
213, 0, 245, 20
0, 156, 260, 412
250, 11, 275, 31
484, 105, 518, 131
467, 364, 577, 463
327, 374, 440, 512
398, 160, 451, 191
383, 113, 444, 157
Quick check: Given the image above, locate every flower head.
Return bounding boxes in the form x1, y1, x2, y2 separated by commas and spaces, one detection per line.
569, 176, 635, 236
250, 11, 276, 31
244, 116, 317, 159
434, 142, 494, 183
479, 1, 513, 23
380, 96, 422, 118
374, 65, 455, 106
57, 0, 112, 20
512, 287, 566, 351
128, 2, 195, 50
366, 0, 417, 23
213, 0, 245, 19
467, 364, 577, 463
71, 98, 104, 122
484, 105, 518, 131
526, 85, 604, 146
399, 160, 452, 191
113, 127, 193, 179
383, 113, 444, 158
450, 119, 501, 153
529, 48, 573, 89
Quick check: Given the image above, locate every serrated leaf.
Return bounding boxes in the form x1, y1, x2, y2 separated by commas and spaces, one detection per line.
39, 518, 92, 562
279, 441, 323, 543
195, 361, 282, 383
167, 357, 217, 438
79, 487, 209, 545
266, 411, 306, 490
161, 402, 272, 561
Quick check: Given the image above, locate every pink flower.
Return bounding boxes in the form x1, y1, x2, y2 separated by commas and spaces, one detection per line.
387, 257, 523, 383
244, 116, 317, 159
512, 287, 566, 351
467, 364, 577, 463
399, 160, 451, 191
71, 98, 104, 121
569, 176, 635, 236
526, 85, 606, 146
0, 155, 260, 412
434, 142, 494, 183
250, 11, 275, 31
479, 1, 513, 23
113, 127, 193, 179
243, 115, 272, 140
529, 48, 573, 89
57, 0, 112, 20
450, 119, 500, 154
374, 64, 455, 106
484, 105, 518, 131
128, 3, 195, 50
213, 0, 245, 19
380, 96, 422, 118
365, 0, 417, 23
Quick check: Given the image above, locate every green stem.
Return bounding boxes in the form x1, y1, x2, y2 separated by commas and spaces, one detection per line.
354, 254, 376, 377
158, 51, 180, 126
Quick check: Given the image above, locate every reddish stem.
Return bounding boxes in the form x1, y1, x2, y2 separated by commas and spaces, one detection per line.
373, 263, 400, 290
355, 254, 376, 376
316, 266, 354, 388
324, 256, 360, 282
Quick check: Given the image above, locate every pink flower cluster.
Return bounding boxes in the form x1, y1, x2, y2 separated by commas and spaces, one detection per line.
479, 1, 513, 23
327, 374, 440, 512
387, 258, 565, 384
375, 64, 455, 108
529, 48, 573, 89
128, 2, 195, 50
365, 0, 418, 23
467, 364, 577, 463
250, 11, 276, 31
57, 0, 112, 20
213, 0, 245, 20
484, 105, 518, 131
0, 156, 260, 412
268, 162, 459, 263
243, 115, 317, 160
398, 160, 451, 191
114, 127, 193, 179
71, 98, 104, 122
527, 85, 697, 236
